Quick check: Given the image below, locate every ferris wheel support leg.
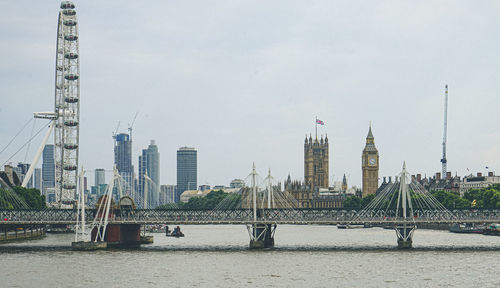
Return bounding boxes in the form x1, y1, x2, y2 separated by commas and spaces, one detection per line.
22, 121, 55, 188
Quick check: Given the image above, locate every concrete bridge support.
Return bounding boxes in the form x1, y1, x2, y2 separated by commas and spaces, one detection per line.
395, 224, 416, 249
91, 224, 143, 247
248, 224, 276, 249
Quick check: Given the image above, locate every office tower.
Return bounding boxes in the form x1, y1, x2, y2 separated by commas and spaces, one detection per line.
138, 140, 160, 208
160, 185, 176, 205
114, 133, 134, 196
15, 163, 31, 187
95, 168, 105, 186
42, 144, 55, 196
176, 147, 197, 202
34, 168, 42, 191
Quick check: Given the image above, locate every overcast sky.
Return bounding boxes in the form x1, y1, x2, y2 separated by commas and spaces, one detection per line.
1, 1, 499, 188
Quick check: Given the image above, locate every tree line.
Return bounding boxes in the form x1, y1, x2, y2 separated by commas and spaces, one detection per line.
157, 190, 241, 210
343, 184, 500, 211
0, 187, 46, 209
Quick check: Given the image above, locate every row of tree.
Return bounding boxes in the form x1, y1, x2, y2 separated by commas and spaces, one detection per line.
157, 190, 241, 210
4, 184, 495, 211
463, 184, 500, 209
0, 187, 46, 209
429, 185, 500, 210
343, 194, 375, 210
343, 184, 500, 211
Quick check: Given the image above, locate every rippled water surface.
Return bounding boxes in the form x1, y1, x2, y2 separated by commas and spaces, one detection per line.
1, 225, 499, 287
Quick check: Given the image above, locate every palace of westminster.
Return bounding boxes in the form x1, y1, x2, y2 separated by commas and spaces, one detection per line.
285, 125, 379, 208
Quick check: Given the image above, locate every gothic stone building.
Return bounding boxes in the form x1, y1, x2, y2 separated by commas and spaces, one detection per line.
362, 125, 379, 197
285, 134, 343, 209
304, 135, 329, 190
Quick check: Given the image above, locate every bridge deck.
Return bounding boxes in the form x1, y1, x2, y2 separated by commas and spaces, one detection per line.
1, 209, 498, 226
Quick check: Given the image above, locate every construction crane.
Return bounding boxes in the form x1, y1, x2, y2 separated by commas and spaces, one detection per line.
128, 111, 139, 141
112, 121, 120, 140
440, 85, 448, 177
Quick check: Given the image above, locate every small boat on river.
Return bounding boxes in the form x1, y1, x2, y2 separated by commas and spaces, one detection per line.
165, 226, 184, 237
483, 223, 500, 236
449, 223, 484, 234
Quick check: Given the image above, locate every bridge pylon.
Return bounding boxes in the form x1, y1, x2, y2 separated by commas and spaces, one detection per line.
396, 223, 415, 249
245, 163, 278, 248
394, 162, 416, 249
248, 223, 276, 249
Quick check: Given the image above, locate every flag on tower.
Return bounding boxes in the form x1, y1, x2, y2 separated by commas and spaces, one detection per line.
316, 119, 324, 125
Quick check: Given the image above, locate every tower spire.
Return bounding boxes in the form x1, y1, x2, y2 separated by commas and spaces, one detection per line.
367, 123, 374, 139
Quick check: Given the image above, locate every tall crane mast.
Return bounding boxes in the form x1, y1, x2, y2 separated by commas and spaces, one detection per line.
440, 85, 448, 177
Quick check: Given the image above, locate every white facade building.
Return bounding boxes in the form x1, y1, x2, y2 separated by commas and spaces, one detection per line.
459, 172, 500, 196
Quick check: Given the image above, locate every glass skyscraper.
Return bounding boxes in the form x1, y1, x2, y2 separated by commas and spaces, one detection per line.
138, 140, 160, 208
176, 147, 197, 202
160, 184, 176, 205
34, 168, 42, 191
42, 144, 55, 197
114, 133, 134, 197
94, 168, 105, 194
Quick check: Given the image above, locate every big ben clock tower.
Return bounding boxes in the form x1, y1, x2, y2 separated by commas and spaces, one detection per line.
362, 124, 379, 197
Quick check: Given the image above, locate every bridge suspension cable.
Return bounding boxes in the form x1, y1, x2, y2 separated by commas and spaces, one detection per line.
0, 117, 33, 157
354, 162, 456, 222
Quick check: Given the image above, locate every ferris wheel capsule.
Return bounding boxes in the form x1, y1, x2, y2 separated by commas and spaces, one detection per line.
60, 1, 75, 9
63, 165, 77, 171
64, 120, 79, 127
63, 183, 77, 190
64, 34, 78, 41
64, 52, 78, 59
62, 9, 76, 16
64, 73, 79, 80
63, 19, 77, 26
63, 143, 78, 150
65, 97, 79, 103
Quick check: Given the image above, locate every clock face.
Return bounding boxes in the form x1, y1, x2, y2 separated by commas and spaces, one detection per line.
369, 157, 376, 165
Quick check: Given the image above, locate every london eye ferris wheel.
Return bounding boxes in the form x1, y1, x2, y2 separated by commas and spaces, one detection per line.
53, 1, 80, 205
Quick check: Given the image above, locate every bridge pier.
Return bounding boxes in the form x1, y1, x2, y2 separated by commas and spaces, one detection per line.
395, 223, 416, 249
248, 224, 276, 249
91, 224, 144, 247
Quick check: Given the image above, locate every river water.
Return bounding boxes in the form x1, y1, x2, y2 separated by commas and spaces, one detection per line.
1, 225, 499, 287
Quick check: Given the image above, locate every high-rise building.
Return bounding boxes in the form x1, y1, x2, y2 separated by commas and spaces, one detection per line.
160, 184, 176, 205
33, 168, 42, 191
15, 163, 30, 187
95, 168, 105, 186
138, 140, 160, 208
42, 144, 55, 196
114, 133, 134, 196
177, 147, 197, 202
304, 135, 329, 191
362, 125, 379, 197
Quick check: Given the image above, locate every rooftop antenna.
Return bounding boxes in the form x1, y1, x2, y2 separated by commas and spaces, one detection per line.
440, 85, 448, 177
